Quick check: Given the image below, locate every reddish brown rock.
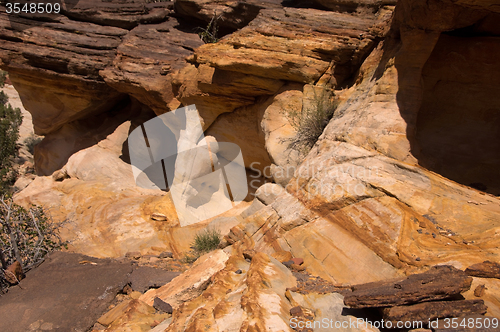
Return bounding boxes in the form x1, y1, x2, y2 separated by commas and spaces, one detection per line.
100, 16, 204, 115
290, 306, 303, 316
383, 299, 487, 323
289, 305, 315, 332
474, 284, 487, 297
0, 9, 128, 135
344, 266, 473, 308
0, 0, 202, 175
291, 258, 304, 266
0, 252, 134, 332
312, 0, 397, 12
465, 261, 500, 279
128, 266, 180, 293
65, 0, 172, 30
153, 297, 173, 314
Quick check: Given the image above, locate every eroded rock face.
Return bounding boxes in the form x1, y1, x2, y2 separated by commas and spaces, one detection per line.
33, 96, 150, 175
64, 0, 173, 29
189, 6, 392, 85
100, 16, 204, 115
0, 0, 203, 174
0, 252, 135, 332
0, 10, 128, 135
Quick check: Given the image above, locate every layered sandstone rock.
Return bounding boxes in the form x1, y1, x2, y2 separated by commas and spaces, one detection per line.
312, 0, 397, 12
0, 0, 203, 175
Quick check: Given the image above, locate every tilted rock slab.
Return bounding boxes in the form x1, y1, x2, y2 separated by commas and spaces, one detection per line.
140, 249, 230, 308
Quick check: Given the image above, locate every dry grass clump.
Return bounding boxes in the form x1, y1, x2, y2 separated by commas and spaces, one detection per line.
285, 88, 339, 155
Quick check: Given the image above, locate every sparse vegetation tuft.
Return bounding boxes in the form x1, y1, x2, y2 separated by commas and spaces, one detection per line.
180, 228, 221, 264
198, 13, 221, 44
192, 228, 221, 253
284, 88, 339, 155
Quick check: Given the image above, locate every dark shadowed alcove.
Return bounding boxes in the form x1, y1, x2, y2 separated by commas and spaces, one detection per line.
415, 29, 500, 195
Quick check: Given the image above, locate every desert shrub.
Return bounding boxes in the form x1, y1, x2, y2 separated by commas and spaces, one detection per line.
0, 71, 6, 87
284, 88, 338, 155
198, 13, 220, 44
24, 134, 43, 155
192, 228, 221, 253
0, 89, 22, 194
181, 228, 221, 264
0, 197, 68, 289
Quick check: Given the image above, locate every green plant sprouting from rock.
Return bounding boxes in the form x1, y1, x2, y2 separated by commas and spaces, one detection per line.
182, 228, 221, 263
285, 87, 339, 155
198, 13, 221, 44
192, 228, 221, 253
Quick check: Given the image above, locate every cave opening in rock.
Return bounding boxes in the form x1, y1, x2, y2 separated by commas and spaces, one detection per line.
415, 28, 500, 196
